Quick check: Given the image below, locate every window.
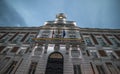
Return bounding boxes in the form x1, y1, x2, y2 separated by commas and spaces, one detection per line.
41, 30, 50, 38
28, 62, 37, 74
106, 51, 116, 59
0, 34, 13, 43
73, 65, 82, 74
97, 37, 107, 46
96, 65, 105, 74
69, 35, 76, 38
0, 36, 9, 43
12, 35, 23, 43
98, 50, 107, 57
2, 48, 10, 54
26, 35, 34, 43
84, 37, 93, 46
18, 49, 26, 55
90, 50, 98, 58
68, 31, 76, 38
109, 38, 120, 46
71, 50, 80, 58
11, 47, 19, 53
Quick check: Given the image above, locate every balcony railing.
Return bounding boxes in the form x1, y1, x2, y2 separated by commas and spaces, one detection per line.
32, 38, 82, 44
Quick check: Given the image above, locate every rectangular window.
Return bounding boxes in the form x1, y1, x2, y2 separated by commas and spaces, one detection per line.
68, 31, 76, 38
91, 51, 98, 58
69, 35, 76, 38
96, 65, 105, 74
84, 37, 93, 46
107, 51, 116, 59
98, 50, 107, 57
11, 47, 19, 53
41, 30, 50, 38
97, 37, 107, 46
109, 38, 120, 46
71, 50, 80, 58
4, 61, 17, 74
26, 35, 34, 43
18, 49, 25, 55
28, 62, 38, 74
12, 35, 23, 43
73, 65, 82, 74
2, 48, 10, 54
0, 35, 9, 43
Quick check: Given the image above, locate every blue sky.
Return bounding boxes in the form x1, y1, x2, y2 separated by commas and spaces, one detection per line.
0, 0, 120, 29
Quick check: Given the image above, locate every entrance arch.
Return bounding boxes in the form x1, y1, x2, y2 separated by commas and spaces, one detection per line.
45, 52, 64, 74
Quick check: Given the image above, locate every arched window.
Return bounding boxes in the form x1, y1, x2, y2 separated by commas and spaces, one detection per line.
45, 52, 63, 74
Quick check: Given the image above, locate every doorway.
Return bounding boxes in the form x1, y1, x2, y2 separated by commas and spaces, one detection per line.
45, 52, 64, 74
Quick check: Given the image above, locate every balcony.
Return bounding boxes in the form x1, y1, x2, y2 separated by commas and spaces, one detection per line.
32, 38, 82, 44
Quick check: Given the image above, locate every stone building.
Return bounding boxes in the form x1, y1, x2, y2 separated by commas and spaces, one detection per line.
0, 13, 120, 74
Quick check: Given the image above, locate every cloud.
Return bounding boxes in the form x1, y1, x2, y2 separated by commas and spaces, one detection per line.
1, 0, 120, 29
0, 0, 27, 27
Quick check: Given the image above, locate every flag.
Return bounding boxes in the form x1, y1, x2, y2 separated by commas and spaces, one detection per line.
63, 30, 66, 38
58, 29, 60, 34
52, 30, 54, 38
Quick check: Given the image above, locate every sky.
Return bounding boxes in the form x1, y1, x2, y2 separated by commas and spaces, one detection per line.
0, 0, 120, 29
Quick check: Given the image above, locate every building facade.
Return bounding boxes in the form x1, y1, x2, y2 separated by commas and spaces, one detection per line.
0, 13, 120, 74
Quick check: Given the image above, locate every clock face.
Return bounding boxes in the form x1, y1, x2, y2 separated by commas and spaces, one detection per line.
50, 53, 63, 59
59, 16, 63, 19
56, 13, 66, 19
